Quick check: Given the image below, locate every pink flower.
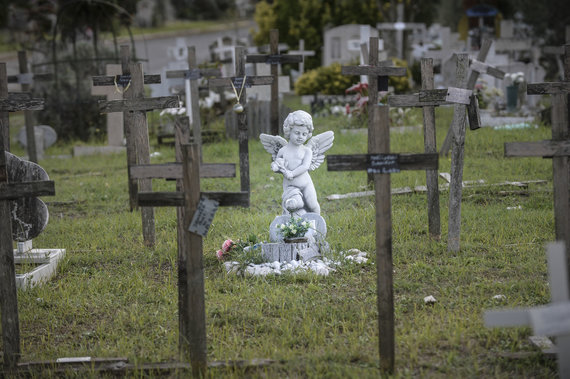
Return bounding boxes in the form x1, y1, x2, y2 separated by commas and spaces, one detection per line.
216, 250, 225, 260
222, 239, 234, 252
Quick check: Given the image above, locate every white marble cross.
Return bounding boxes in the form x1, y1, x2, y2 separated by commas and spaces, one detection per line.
485, 241, 570, 378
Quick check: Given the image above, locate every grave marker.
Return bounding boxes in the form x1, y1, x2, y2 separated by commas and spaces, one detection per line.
209, 46, 274, 192
485, 242, 570, 378
504, 44, 570, 249
166, 46, 221, 160
439, 39, 506, 156
327, 105, 438, 373
0, 62, 55, 369
288, 39, 315, 76
246, 29, 302, 135
131, 142, 248, 376
341, 36, 407, 184
97, 46, 180, 247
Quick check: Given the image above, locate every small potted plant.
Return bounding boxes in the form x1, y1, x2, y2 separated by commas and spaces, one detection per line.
276, 217, 311, 243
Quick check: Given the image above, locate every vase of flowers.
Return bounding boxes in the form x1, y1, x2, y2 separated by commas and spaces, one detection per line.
277, 217, 311, 243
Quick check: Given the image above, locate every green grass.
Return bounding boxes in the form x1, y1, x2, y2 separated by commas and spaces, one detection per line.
4, 104, 557, 377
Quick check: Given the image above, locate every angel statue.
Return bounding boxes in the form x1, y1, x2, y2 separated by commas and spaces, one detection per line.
260, 110, 334, 217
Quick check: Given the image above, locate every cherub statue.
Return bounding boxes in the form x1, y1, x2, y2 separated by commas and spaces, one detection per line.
260, 110, 334, 217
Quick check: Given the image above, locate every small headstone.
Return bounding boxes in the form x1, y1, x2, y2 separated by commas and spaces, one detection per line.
17, 125, 57, 149
6, 152, 50, 241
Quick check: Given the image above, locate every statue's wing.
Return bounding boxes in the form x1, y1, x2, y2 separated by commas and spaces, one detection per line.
307, 131, 334, 170
260, 134, 287, 160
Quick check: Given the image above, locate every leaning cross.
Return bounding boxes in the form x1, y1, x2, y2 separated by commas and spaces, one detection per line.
504, 44, 570, 248
439, 39, 506, 156
165, 45, 222, 160
0, 62, 54, 369
209, 46, 274, 193
132, 141, 248, 377
97, 47, 180, 248
246, 29, 302, 135
327, 105, 438, 374
341, 36, 407, 184
388, 56, 482, 241
485, 241, 570, 378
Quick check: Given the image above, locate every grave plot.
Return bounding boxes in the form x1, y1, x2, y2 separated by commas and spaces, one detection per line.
504, 44, 570, 247
388, 54, 482, 247
328, 105, 438, 374
0, 62, 60, 369
96, 45, 180, 248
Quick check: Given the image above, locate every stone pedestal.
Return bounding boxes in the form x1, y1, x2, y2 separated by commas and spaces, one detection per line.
261, 241, 322, 263
14, 243, 66, 290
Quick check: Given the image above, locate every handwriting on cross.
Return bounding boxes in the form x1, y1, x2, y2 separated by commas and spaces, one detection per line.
327, 105, 438, 374
485, 242, 570, 378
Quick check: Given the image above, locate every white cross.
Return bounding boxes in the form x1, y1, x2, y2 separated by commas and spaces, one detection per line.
485, 241, 570, 378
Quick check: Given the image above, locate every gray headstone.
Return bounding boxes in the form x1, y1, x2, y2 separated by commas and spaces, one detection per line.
6, 152, 50, 241
17, 125, 57, 149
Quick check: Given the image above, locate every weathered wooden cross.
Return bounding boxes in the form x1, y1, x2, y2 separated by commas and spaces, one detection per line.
504, 44, 570, 248
246, 29, 302, 135
341, 36, 407, 184
165, 45, 221, 160
0, 62, 54, 369
439, 39, 506, 156
131, 137, 248, 376
209, 46, 273, 193
327, 105, 438, 373
288, 39, 315, 76
96, 46, 179, 247
387, 54, 485, 243
485, 241, 570, 378
7, 51, 53, 163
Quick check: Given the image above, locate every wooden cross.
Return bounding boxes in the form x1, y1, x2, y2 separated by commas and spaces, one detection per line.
165, 46, 221, 161
439, 39, 506, 156
0, 62, 54, 369
131, 138, 247, 376
209, 46, 274, 193
327, 105, 438, 374
388, 55, 485, 242
6, 51, 53, 163
288, 39, 315, 76
485, 241, 570, 378
97, 46, 180, 248
341, 36, 407, 184
504, 44, 570, 249
246, 29, 302, 135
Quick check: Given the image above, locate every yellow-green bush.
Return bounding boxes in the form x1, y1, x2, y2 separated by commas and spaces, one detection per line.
295, 63, 358, 95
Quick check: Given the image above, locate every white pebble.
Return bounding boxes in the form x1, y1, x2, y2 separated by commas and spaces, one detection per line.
424, 295, 437, 304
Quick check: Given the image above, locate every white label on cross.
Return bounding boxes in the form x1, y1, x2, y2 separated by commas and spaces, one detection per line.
188, 197, 219, 237
470, 59, 489, 74
446, 87, 473, 105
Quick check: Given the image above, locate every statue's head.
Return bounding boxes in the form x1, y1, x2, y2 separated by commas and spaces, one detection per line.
283, 110, 313, 140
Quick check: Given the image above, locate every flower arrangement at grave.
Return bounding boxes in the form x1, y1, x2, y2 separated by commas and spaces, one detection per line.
474, 79, 503, 110
276, 217, 311, 240
215, 235, 264, 265
505, 72, 525, 87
